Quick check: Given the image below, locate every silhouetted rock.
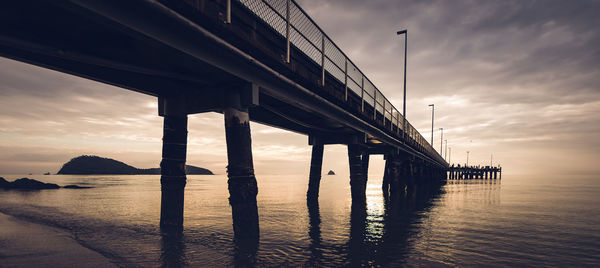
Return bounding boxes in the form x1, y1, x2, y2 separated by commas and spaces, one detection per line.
184, 165, 214, 175
58, 155, 138, 174
327, 170, 335, 175
63, 185, 93, 189
3, 178, 60, 189
58, 155, 213, 175
0, 177, 8, 188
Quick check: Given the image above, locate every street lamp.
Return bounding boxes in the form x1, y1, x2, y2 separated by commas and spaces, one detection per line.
428, 104, 434, 146
397, 29, 407, 140
466, 151, 470, 166
444, 139, 448, 161
439, 128, 443, 154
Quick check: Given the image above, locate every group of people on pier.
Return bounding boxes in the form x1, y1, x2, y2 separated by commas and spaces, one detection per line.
447, 164, 502, 180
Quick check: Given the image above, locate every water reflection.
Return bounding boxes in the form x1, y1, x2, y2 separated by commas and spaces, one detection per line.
160, 229, 187, 268
307, 199, 322, 266
306, 182, 445, 266
232, 237, 259, 267
444, 179, 501, 206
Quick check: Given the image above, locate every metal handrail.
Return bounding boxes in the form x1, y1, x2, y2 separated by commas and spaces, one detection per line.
234, 0, 442, 163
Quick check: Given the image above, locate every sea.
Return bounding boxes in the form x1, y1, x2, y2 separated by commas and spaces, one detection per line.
0, 172, 598, 267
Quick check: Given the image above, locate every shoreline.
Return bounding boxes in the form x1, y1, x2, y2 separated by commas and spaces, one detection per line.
0, 212, 117, 268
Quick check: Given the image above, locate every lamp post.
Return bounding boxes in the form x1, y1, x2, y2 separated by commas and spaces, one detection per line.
428, 104, 434, 146
444, 139, 448, 161
439, 128, 443, 154
466, 151, 470, 166
397, 29, 407, 140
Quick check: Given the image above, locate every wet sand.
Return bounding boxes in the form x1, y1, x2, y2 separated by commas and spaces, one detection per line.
0, 212, 116, 268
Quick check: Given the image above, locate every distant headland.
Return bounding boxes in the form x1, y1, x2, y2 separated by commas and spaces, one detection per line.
57, 155, 213, 175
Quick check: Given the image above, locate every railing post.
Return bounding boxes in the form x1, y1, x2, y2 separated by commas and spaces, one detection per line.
396, 111, 400, 134
344, 59, 348, 101
360, 76, 364, 112
226, 0, 231, 24
373, 93, 377, 120
321, 35, 325, 87
382, 99, 386, 125
285, 0, 290, 63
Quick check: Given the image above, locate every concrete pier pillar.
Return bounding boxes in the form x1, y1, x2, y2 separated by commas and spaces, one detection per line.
307, 143, 324, 201
382, 157, 391, 198
385, 157, 403, 198
224, 91, 259, 240
348, 144, 366, 204
160, 113, 188, 229
390, 158, 402, 197
361, 152, 370, 188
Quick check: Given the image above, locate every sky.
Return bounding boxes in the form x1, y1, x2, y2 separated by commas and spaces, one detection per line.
0, 0, 599, 177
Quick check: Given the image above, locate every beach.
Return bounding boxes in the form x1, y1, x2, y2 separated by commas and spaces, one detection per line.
0, 212, 116, 268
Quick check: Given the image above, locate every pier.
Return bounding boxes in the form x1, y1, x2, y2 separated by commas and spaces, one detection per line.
1, 0, 448, 239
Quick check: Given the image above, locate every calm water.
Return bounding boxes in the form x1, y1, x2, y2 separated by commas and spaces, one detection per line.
0, 172, 599, 267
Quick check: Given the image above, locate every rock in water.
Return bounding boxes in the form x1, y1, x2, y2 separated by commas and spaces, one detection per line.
63, 185, 93, 189
5, 178, 60, 189
327, 170, 335, 175
0, 177, 9, 188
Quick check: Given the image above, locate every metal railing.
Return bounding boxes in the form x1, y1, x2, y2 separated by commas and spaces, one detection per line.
233, 0, 442, 163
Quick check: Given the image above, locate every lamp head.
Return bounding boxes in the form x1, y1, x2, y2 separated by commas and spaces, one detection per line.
397, 30, 407, 35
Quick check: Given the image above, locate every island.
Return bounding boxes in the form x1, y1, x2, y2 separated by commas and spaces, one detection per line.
57, 155, 213, 175
0, 177, 60, 189
327, 170, 335, 175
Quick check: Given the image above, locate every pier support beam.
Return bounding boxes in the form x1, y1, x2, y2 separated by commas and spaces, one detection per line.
159, 99, 188, 230
348, 144, 366, 205
224, 90, 259, 240
382, 157, 391, 197
361, 152, 370, 188
307, 142, 324, 201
